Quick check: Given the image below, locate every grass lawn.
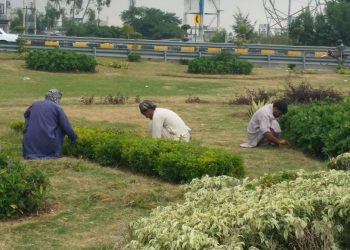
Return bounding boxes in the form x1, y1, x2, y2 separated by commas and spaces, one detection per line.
0, 52, 347, 249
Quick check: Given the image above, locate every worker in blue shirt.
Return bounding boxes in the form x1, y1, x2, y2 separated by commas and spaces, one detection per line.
23, 89, 77, 159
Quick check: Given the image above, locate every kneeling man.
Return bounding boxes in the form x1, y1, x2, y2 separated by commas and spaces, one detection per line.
139, 100, 191, 142
240, 100, 288, 148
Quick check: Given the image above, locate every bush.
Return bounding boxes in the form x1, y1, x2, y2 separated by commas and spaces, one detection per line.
0, 152, 49, 219
102, 93, 128, 104
25, 49, 97, 72
188, 51, 253, 75
124, 170, 350, 249
80, 96, 94, 105
283, 80, 343, 104
328, 152, 350, 171
179, 59, 189, 65
128, 53, 141, 62
63, 128, 244, 183
281, 99, 350, 158
247, 99, 267, 118
9, 120, 24, 132
185, 96, 201, 103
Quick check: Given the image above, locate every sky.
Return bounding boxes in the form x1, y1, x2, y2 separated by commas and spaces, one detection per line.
11, 0, 323, 32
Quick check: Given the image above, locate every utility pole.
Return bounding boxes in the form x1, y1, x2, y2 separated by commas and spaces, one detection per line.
287, 0, 291, 38
22, 0, 25, 33
33, 0, 36, 34
22, 0, 26, 34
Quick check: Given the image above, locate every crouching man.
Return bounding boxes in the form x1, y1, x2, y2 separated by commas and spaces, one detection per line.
240, 100, 288, 148
139, 100, 191, 142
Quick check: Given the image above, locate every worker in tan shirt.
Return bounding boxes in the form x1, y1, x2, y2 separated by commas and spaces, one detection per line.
240, 100, 288, 148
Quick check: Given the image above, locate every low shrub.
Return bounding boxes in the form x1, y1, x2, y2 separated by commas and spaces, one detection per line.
328, 152, 350, 171
125, 170, 350, 249
25, 49, 97, 72
247, 99, 267, 118
336, 66, 350, 75
185, 96, 201, 103
80, 96, 94, 105
179, 59, 189, 65
229, 88, 274, 105
102, 94, 128, 104
0, 152, 49, 219
188, 51, 253, 75
128, 53, 141, 62
287, 63, 296, 70
63, 128, 244, 183
281, 99, 350, 158
134, 96, 141, 103
283, 80, 343, 104
9, 120, 24, 132
97, 60, 129, 69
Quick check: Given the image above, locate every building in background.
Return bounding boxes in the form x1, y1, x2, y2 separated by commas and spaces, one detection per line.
0, 0, 9, 31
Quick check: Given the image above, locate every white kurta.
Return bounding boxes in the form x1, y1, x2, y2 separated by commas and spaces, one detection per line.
151, 108, 191, 142
240, 104, 281, 148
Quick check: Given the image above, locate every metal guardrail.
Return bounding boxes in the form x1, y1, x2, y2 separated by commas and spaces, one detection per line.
19, 34, 350, 53
0, 42, 343, 68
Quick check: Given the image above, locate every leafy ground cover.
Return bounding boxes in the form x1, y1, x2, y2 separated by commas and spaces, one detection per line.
0, 52, 348, 249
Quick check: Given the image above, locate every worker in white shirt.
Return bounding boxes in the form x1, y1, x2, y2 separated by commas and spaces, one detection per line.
139, 100, 191, 142
240, 100, 288, 148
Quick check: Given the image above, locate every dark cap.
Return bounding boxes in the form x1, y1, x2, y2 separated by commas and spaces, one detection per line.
273, 100, 288, 114
139, 100, 157, 113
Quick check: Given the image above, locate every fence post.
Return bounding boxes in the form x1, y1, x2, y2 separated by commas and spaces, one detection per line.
267, 55, 271, 67
93, 47, 97, 57
164, 51, 167, 62
303, 55, 306, 69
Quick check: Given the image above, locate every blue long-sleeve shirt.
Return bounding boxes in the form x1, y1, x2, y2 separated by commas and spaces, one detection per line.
23, 100, 77, 159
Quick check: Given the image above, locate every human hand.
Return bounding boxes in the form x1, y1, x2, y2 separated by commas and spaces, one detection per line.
278, 139, 288, 145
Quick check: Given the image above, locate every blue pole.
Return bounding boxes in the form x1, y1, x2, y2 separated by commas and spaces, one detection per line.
199, 0, 204, 15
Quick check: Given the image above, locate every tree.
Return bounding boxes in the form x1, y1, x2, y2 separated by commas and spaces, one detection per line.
9, 8, 24, 33
122, 23, 135, 39
43, 2, 62, 30
121, 7, 182, 39
325, 0, 350, 45
232, 9, 255, 43
314, 14, 336, 46
288, 9, 315, 45
209, 29, 227, 43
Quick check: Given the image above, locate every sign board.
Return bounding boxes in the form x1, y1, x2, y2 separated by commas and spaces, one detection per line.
194, 14, 200, 24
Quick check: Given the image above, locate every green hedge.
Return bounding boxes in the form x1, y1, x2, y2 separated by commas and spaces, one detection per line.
25, 49, 97, 72
63, 128, 244, 182
188, 51, 253, 74
0, 152, 49, 219
281, 99, 350, 158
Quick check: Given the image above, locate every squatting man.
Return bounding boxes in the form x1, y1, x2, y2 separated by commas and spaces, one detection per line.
240, 100, 288, 148
139, 100, 192, 142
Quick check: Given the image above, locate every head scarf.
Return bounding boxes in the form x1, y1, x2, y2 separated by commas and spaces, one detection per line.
45, 89, 63, 105
139, 100, 157, 113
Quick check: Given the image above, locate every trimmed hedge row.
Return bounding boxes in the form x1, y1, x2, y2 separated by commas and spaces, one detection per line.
25, 49, 97, 72
63, 128, 244, 182
188, 52, 253, 75
280, 99, 350, 158
0, 152, 49, 219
